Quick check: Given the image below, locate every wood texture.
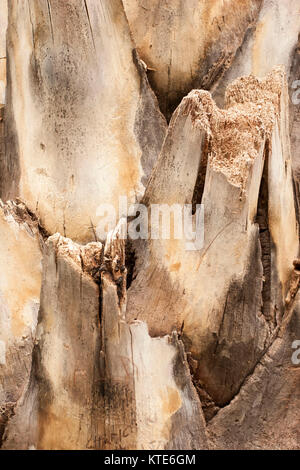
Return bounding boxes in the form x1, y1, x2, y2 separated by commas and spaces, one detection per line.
123, 0, 263, 118
127, 68, 298, 406
2, 222, 208, 450
3, 0, 166, 242
0, 200, 42, 445
0, 0, 7, 104
0, 0, 299, 451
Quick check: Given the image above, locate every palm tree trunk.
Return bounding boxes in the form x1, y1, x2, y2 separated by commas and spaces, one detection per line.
0, 0, 299, 450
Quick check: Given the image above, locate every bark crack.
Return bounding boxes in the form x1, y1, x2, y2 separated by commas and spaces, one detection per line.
192, 135, 210, 213
27, 1, 36, 49
196, 221, 234, 271
255, 142, 274, 325
46, 0, 54, 44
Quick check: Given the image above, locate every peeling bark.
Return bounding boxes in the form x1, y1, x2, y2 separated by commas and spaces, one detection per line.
1, 233, 103, 449
101, 221, 208, 450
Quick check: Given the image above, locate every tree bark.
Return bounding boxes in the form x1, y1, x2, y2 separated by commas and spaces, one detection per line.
0, 0, 299, 450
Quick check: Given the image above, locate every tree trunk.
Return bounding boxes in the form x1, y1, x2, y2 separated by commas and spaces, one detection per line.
0, 0, 299, 450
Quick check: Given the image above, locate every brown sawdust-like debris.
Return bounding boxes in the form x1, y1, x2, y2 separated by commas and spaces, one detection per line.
183, 67, 285, 189
54, 235, 103, 282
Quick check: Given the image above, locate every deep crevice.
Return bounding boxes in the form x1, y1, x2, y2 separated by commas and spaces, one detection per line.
255, 142, 272, 323
125, 239, 137, 290
183, 346, 219, 423
99, 281, 103, 327
192, 378, 220, 423
192, 135, 210, 214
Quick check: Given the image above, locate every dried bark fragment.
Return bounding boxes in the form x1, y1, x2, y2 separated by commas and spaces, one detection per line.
3, 221, 207, 450
100, 220, 208, 450
0, 200, 42, 446
3, 0, 167, 243
127, 68, 298, 406
2, 234, 103, 450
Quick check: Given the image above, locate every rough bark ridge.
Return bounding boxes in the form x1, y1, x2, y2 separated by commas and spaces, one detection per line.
3, 0, 166, 242
0, 0, 299, 451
